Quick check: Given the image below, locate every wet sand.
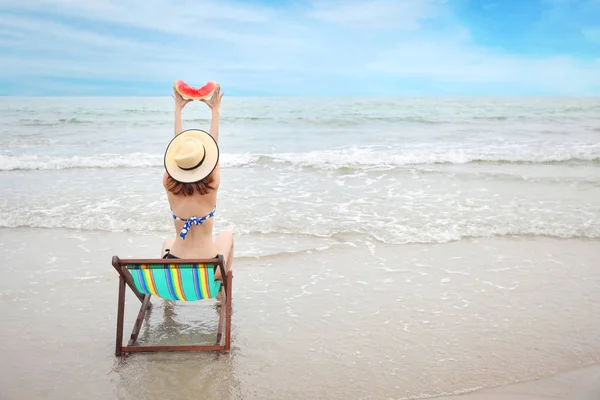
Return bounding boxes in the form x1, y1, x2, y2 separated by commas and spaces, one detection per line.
438, 364, 600, 399
1, 228, 600, 399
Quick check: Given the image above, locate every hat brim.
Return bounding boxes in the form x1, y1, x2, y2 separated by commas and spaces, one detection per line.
164, 129, 219, 183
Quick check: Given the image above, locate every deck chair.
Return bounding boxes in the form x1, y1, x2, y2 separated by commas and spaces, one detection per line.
111, 255, 232, 357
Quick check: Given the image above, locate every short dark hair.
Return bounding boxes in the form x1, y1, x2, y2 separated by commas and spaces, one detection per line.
163, 173, 216, 196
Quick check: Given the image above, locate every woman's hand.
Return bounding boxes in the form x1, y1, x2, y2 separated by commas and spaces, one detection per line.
172, 85, 193, 111
201, 84, 223, 113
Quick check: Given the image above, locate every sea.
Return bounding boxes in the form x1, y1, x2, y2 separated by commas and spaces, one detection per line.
1, 96, 600, 400
1, 96, 599, 252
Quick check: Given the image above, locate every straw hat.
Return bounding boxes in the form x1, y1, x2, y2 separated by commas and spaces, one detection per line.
164, 129, 219, 183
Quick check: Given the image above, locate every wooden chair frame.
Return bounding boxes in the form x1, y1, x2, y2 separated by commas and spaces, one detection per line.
112, 255, 233, 357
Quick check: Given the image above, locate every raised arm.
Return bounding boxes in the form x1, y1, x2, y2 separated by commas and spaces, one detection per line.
199, 84, 224, 189
172, 85, 192, 137
201, 84, 223, 143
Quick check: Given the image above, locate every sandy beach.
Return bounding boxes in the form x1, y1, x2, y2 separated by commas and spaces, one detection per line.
1, 228, 599, 399
439, 364, 600, 400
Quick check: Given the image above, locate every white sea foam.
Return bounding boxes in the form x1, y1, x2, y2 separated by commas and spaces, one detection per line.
265, 143, 600, 169
1, 212, 597, 244
0, 153, 259, 170
1, 143, 598, 171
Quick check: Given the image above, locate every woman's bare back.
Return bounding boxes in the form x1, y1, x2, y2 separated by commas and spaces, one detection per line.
164, 173, 220, 258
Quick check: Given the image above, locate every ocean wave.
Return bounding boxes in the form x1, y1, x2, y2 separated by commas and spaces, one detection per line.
13, 115, 444, 126
3, 138, 57, 149
1, 144, 599, 171
276, 116, 445, 125
0, 153, 162, 170
18, 117, 91, 126
229, 226, 600, 244
234, 244, 339, 261
1, 219, 598, 245
12, 112, 599, 127
255, 147, 600, 170
0, 153, 258, 171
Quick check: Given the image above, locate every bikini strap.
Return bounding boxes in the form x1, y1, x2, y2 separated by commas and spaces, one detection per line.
176, 206, 217, 239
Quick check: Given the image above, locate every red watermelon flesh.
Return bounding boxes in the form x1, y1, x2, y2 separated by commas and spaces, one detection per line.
174, 80, 217, 100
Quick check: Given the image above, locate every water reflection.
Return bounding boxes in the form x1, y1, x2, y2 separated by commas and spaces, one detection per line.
113, 299, 241, 400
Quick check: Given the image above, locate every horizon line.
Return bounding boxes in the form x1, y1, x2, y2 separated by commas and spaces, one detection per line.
1, 94, 599, 98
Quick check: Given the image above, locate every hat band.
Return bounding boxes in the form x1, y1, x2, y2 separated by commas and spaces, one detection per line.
178, 146, 206, 171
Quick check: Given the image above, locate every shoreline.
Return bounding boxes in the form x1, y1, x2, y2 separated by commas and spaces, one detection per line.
436, 363, 600, 399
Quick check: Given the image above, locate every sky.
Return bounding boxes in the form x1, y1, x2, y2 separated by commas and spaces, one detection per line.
0, 0, 599, 96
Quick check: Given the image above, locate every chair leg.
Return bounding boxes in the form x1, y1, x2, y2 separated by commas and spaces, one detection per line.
128, 295, 152, 346
225, 273, 233, 352
115, 275, 126, 357
216, 295, 226, 347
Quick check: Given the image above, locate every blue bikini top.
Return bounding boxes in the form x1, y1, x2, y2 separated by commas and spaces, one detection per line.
171, 206, 216, 239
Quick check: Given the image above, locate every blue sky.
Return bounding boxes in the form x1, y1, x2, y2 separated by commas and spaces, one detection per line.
0, 0, 599, 96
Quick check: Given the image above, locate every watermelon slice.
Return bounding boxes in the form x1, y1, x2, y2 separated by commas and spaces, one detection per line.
174, 80, 217, 100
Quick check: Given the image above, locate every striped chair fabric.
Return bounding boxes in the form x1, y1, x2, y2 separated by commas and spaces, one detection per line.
126, 263, 221, 301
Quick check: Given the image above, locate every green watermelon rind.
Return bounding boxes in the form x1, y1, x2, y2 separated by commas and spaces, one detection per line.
174, 80, 217, 100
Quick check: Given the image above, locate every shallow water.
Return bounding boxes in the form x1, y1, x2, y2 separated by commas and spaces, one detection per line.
1, 229, 600, 399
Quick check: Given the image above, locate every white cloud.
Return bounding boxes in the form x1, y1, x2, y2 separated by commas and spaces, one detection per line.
0, 15, 148, 51
308, 0, 440, 29
0, 0, 273, 24
0, 0, 289, 48
0, 0, 599, 95
367, 36, 600, 93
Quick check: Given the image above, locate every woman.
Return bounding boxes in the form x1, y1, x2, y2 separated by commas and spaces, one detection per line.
160, 83, 233, 282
